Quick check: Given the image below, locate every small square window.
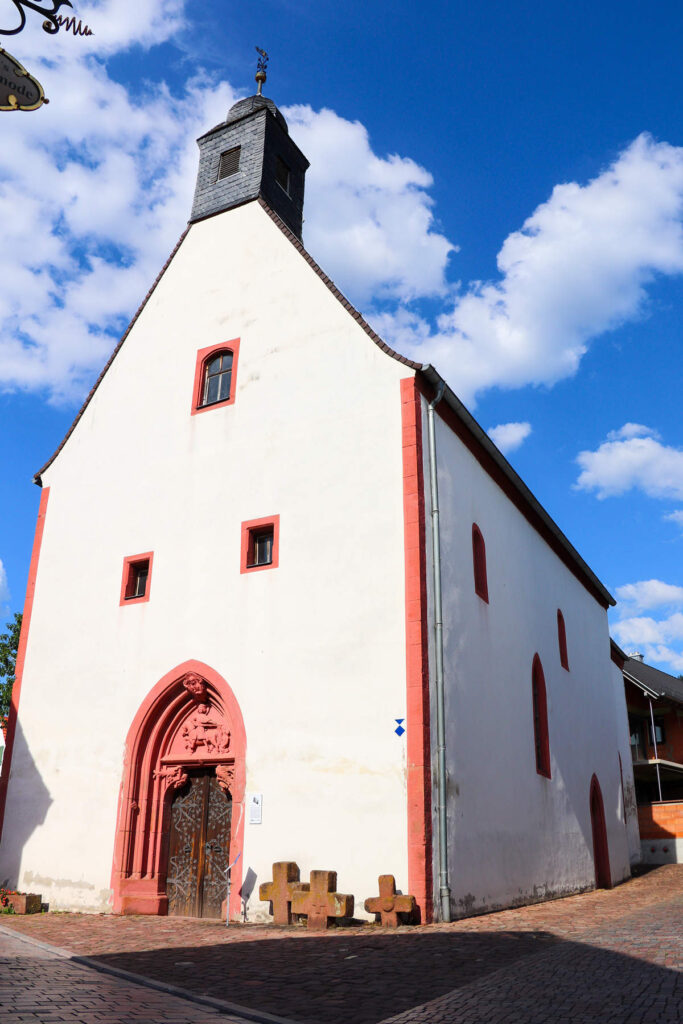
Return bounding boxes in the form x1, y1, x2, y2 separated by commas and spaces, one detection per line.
120, 552, 153, 605
249, 527, 273, 567
241, 516, 280, 574
217, 147, 241, 180
275, 156, 290, 194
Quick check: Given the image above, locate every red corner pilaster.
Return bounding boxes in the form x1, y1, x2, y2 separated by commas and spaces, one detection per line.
400, 377, 433, 922
0, 486, 50, 841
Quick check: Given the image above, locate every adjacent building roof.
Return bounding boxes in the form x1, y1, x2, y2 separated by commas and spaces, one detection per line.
623, 657, 683, 704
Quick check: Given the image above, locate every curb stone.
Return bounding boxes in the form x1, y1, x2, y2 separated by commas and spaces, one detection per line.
0, 922, 299, 1024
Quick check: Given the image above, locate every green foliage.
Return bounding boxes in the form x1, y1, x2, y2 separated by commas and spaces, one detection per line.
0, 612, 22, 723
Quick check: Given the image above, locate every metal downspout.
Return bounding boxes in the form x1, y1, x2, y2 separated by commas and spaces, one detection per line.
648, 698, 663, 803
426, 380, 451, 922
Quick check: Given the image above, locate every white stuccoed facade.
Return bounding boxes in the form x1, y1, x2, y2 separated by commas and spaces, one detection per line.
1, 202, 412, 916
424, 410, 632, 913
0, 93, 635, 921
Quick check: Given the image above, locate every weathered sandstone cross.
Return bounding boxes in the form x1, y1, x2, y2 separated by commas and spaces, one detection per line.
364, 875, 416, 927
291, 870, 354, 929
259, 862, 308, 925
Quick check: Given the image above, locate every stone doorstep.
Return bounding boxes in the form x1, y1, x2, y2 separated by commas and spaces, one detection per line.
0, 923, 298, 1024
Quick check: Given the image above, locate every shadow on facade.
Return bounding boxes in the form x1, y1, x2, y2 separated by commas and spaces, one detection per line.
0, 720, 52, 888
87, 928, 681, 1024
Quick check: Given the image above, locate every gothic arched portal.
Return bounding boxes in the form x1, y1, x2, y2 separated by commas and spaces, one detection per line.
111, 660, 246, 918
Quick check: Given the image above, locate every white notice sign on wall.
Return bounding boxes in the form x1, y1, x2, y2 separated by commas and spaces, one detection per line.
248, 793, 263, 824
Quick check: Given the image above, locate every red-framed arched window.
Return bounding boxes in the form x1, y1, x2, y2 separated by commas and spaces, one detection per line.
532, 654, 551, 778
557, 609, 569, 670
191, 338, 241, 415
472, 523, 489, 603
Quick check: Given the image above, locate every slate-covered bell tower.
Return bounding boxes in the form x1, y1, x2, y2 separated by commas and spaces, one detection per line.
190, 88, 310, 240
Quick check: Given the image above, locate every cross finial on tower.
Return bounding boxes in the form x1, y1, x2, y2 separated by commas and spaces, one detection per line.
255, 47, 268, 96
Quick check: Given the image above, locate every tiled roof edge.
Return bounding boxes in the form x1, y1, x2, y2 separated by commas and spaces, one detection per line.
256, 197, 422, 371
34, 196, 422, 483
34, 228, 191, 483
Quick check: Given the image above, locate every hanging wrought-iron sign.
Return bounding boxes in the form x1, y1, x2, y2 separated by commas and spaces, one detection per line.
0, 46, 46, 110
0, 0, 73, 36
0, 1, 93, 111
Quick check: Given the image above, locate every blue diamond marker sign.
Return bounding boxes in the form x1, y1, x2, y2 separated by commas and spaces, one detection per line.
395, 718, 405, 737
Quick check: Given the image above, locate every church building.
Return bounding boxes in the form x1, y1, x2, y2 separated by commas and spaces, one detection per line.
0, 80, 635, 923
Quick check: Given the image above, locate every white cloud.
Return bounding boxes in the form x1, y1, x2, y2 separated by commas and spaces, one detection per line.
487, 421, 532, 454
378, 133, 683, 404
615, 579, 683, 611
6, 10, 683, 413
607, 423, 660, 442
574, 426, 683, 500
664, 509, 683, 529
0, 560, 8, 604
0, 3, 236, 402
612, 577, 683, 674
284, 105, 455, 304
0, 6, 456, 404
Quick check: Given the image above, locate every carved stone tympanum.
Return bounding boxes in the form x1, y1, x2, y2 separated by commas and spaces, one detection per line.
182, 703, 231, 754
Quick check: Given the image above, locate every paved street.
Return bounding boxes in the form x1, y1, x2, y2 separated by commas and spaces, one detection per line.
0, 929, 261, 1024
1, 865, 682, 1023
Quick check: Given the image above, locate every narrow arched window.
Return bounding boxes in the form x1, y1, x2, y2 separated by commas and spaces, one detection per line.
472, 523, 489, 603
557, 609, 569, 670
202, 350, 233, 407
532, 654, 551, 778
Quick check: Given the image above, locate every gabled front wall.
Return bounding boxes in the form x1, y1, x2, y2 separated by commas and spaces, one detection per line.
0, 202, 413, 916
424, 402, 631, 917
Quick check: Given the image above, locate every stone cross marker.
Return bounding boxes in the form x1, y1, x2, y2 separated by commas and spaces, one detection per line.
364, 875, 416, 927
259, 862, 308, 925
291, 870, 354, 929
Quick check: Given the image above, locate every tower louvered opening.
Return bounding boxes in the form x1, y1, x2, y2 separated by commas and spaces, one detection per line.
217, 146, 241, 180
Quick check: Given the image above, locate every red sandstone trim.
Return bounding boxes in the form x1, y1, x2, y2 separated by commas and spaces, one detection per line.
240, 515, 280, 574
0, 487, 50, 840
532, 654, 551, 779
191, 338, 241, 416
400, 377, 433, 923
119, 552, 154, 606
557, 609, 569, 670
111, 659, 247, 920
471, 523, 489, 603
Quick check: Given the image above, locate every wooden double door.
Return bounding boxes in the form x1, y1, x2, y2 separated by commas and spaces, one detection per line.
166, 769, 232, 918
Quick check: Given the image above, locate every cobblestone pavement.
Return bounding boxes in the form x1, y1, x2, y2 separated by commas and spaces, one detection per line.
2, 866, 682, 1024
0, 928, 262, 1024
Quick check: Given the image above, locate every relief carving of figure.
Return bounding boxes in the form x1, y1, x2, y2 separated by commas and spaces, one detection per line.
182, 703, 231, 754
181, 672, 209, 704
215, 763, 235, 793
154, 765, 188, 790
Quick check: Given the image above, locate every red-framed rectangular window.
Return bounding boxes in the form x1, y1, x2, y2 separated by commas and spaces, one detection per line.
240, 516, 280, 574
191, 338, 241, 416
120, 552, 154, 606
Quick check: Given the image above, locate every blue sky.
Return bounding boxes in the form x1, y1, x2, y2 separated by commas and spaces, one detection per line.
1, 0, 683, 669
